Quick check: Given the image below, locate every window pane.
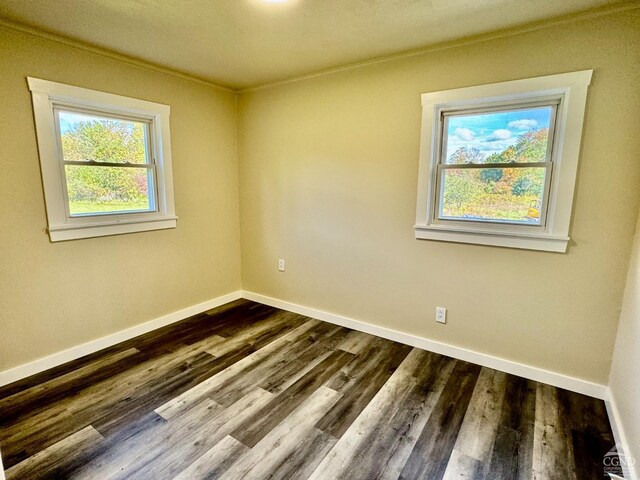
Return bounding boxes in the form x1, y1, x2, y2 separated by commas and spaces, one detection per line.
439, 167, 546, 224
65, 165, 155, 216
444, 106, 553, 165
58, 110, 150, 164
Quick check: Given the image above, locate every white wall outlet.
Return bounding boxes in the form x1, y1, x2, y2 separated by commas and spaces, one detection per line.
278, 258, 285, 272
436, 307, 447, 324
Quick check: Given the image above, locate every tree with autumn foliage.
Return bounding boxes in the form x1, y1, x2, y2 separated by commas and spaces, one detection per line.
61, 120, 150, 210
443, 128, 548, 220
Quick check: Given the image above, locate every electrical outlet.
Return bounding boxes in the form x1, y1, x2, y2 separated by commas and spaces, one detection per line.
436, 307, 447, 324
278, 259, 285, 272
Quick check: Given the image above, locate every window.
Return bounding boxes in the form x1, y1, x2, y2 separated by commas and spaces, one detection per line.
28, 78, 177, 241
415, 70, 592, 252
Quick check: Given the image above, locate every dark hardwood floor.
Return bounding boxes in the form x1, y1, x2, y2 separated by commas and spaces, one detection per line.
0, 300, 617, 479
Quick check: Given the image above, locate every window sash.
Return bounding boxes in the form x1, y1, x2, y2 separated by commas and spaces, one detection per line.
439, 102, 559, 167
53, 105, 155, 165
53, 106, 160, 218
64, 165, 158, 217
432, 101, 559, 228
433, 162, 554, 227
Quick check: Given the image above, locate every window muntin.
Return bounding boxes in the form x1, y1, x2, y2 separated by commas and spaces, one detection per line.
434, 103, 558, 226
54, 107, 158, 217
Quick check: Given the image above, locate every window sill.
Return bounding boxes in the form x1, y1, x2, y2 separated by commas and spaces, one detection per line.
414, 224, 569, 252
48, 216, 178, 242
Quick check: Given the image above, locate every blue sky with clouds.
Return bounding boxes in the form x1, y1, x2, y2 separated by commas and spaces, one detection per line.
445, 106, 552, 161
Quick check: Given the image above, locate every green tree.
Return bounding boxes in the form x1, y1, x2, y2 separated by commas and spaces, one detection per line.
61, 120, 149, 206
484, 153, 503, 164
443, 174, 481, 208
61, 120, 145, 164
512, 176, 532, 196
511, 169, 545, 196
480, 168, 503, 183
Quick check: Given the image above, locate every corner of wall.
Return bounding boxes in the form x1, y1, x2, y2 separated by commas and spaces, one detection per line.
606, 209, 640, 480
605, 387, 639, 480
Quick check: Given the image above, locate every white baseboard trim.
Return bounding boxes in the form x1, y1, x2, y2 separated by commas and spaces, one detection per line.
605, 387, 639, 480
0, 288, 607, 401
242, 290, 607, 399
0, 290, 243, 388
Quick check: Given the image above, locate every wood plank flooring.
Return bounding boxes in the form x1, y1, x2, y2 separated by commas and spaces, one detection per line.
0, 300, 618, 479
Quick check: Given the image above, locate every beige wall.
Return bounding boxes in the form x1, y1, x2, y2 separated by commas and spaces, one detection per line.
609, 208, 640, 477
1, 9, 639, 387
238, 10, 640, 384
0, 27, 242, 370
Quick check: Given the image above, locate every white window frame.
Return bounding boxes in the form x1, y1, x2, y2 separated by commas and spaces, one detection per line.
415, 70, 592, 253
28, 77, 177, 242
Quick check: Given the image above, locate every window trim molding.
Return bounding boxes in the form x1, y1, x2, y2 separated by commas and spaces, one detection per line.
415, 70, 593, 253
28, 77, 177, 242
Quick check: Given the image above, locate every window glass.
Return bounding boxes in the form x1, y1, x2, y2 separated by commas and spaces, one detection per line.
56, 109, 156, 216
437, 105, 554, 225
444, 106, 554, 164
64, 165, 155, 216
439, 167, 547, 224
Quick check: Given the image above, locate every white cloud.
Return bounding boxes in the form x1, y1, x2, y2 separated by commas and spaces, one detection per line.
507, 119, 538, 130
487, 129, 512, 141
454, 127, 475, 141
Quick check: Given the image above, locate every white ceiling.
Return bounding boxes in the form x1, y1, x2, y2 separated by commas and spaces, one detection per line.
0, 0, 623, 89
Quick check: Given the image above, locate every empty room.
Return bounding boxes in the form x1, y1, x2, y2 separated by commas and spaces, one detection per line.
0, 0, 639, 479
